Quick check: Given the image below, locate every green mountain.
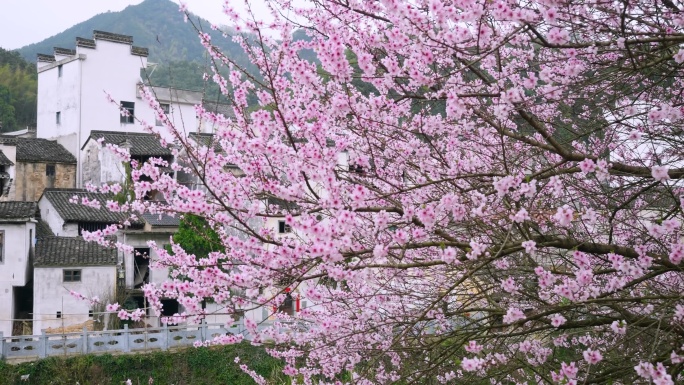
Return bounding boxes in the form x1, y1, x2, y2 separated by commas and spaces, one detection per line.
17, 0, 251, 69
8, 0, 317, 118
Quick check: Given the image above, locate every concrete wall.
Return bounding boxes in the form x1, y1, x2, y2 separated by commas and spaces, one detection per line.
0, 221, 35, 336
33, 265, 116, 334
15, 162, 76, 202
81, 140, 127, 186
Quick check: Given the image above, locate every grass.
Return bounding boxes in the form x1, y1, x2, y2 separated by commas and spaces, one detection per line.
0, 343, 286, 385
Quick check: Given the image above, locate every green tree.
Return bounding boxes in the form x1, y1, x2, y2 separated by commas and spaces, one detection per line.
0, 48, 37, 131
0, 85, 17, 131
169, 214, 224, 258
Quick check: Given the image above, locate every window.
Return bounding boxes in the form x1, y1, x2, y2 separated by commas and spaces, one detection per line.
56, 311, 62, 319
46, 164, 55, 177
56, 111, 61, 125
58, 64, 63, 78
88, 310, 93, 318
63, 269, 81, 282
0, 230, 3, 262
278, 220, 291, 234
156, 103, 170, 126
120, 101, 135, 124
134, 248, 150, 288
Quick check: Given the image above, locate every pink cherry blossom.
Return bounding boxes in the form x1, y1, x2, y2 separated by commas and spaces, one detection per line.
651, 166, 671, 182
83, 1, 684, 383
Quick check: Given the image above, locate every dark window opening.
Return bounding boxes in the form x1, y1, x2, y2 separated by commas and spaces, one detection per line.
156, 103, 170, 126
348, 164, 366, 175
58, 64, 63, 78
278, 220, 291, 234
278, 292, 294, 316
78, 222, 112, 236
161, 299, 180, 325
120, 101, 135, 124
63, 269, 81, 282
134, 248, 150, 288
0, 230, 4, 263
46, 164, 55, 177
161, 299, 179, 317
56, 311, 62, 319
56, 111, 61, 125
88, 310, 93, 318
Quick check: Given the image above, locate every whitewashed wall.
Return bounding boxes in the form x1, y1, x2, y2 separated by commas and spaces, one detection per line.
36, 56, 82, 157
0, 221, 35, 336
38, 197, 79, 237
33, 266, 116, 335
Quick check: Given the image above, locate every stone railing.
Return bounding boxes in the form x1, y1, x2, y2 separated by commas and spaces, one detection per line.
0, 320, 246, 361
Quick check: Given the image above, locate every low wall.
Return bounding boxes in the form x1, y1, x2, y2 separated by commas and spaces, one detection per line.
0, 320, 245, 361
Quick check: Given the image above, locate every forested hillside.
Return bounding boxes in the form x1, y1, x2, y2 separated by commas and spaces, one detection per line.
18, 0, 255, 74
0, 48, 36, 132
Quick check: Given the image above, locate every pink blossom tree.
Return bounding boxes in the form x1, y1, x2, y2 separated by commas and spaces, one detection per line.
95, 0, 684, 383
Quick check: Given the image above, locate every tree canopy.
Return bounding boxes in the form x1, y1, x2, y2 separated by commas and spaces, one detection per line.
0, 48, 36, 131
95, 0, 684, 384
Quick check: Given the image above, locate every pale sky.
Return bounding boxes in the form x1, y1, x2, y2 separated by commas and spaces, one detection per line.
0, 0, 276, 50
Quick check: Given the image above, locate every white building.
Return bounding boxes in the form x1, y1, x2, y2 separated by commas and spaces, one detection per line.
0, 202, 38, 336
32, 236, 118, 334
36, 188, 208, 328
36, 30, 202, 187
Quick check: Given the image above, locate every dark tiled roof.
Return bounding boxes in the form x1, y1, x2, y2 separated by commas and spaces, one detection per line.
41, 189, 133, 224
15, 138, 76, 164
188, 132, 219, 148
0, 201, 37, 220
37, 53, 55, 62
86, 131, 172, 157
76, 37, 96, 49
54, 47, 76, 56
131, 46, 149, 57
0, 150, 14, 166
142, 213, 180, 227
36, 220, 54, 239
34, 236, 118, 267
93, 30, 133, 44
202, 102, 236, 119
152, 87, 203, 104
265, 197, 300, 212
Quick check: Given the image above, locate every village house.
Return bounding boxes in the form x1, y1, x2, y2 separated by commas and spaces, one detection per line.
19, 29, 320, 336
34, 188, 196, 329
0, 137, 76, 202
35, 30, 202, 187
0, 202, 38, 337
32, 236, 118, 334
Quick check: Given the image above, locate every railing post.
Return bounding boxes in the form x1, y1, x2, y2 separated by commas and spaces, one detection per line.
82, 326, 88, 355
201, 320, 208, 343
0, 331, 4, 360
162, 323, 168, 351
39, 330, 47, 359
123, 324, 130, 353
